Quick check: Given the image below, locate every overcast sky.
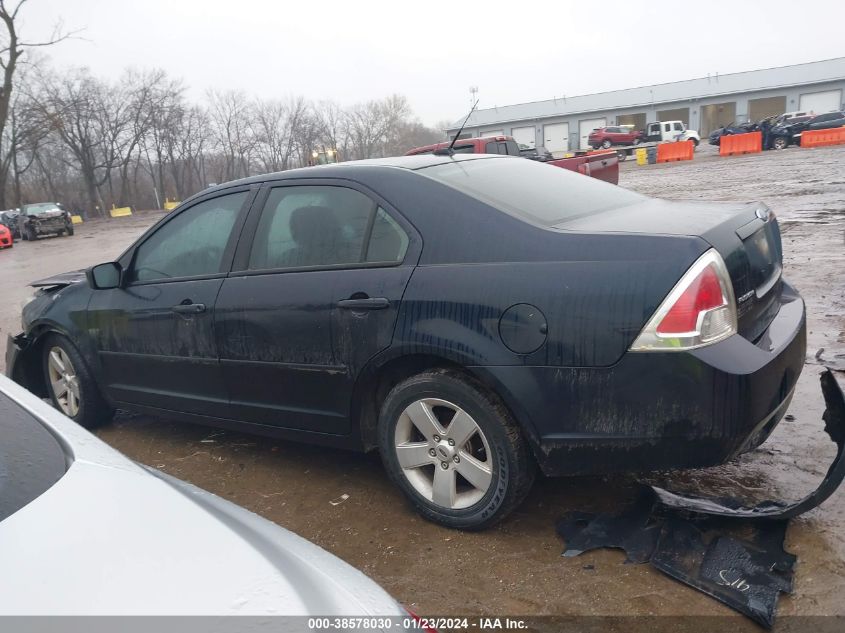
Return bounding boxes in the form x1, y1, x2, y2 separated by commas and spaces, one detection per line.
19, 0, 845, 127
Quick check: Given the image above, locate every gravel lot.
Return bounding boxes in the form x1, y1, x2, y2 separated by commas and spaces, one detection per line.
1, 145, 843, 629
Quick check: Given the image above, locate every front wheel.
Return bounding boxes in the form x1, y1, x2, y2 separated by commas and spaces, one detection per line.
378, 369, 535, 530
42, 334, 113, 428
772, 136, 788, 150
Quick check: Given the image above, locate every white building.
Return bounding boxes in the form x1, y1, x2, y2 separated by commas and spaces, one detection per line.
446, 57, 845, 155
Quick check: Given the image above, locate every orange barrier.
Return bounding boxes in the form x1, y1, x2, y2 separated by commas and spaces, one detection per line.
801, 127, 845, 148
719, 131, 762, 156
656, 140, 694, 163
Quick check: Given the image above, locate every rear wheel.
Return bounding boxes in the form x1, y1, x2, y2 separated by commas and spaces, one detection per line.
42, 334, 113, 428
378, 369, 535, 530
601, 139, 612, 149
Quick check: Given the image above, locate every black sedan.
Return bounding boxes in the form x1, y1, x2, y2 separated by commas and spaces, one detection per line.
5, 155, 806, 529
770, 111, 845, 149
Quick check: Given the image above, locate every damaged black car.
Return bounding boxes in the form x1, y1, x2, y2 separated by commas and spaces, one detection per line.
18, 202, 74, 240
5, 154, 806, 529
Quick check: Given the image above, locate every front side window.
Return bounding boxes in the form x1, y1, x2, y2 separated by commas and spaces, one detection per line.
673, 122, 684, 131
131, 191, 246, 282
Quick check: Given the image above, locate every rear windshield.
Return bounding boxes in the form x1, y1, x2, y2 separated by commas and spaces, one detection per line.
0, 392, 67, 523
419, 157, 644, 226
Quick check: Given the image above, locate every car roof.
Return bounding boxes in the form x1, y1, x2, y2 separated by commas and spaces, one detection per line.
197, 154, 501, 198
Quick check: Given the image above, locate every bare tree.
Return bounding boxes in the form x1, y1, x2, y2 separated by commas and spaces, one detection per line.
253, 95, 310, 173
313, 99, 350, 160
0, 0, 75, 206
346, 94, 411, 159
207, 89, 256, 182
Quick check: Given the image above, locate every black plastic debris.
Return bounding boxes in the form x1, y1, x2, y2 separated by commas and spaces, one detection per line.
652, 369, 845, 520
557, 369, 845, 628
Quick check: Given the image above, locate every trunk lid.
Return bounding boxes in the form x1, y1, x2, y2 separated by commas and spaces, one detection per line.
556, 198, 784, 341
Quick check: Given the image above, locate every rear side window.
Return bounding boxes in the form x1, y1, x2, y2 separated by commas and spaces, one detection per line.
420, 157, 645, 226
249, 186, 372, 269
366, 208, 409, 263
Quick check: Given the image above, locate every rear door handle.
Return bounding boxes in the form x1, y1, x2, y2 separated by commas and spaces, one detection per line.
337, 297, 390, 310
172, 302, 206, 314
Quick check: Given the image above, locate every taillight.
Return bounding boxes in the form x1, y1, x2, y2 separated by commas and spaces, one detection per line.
630, 249, 737, 352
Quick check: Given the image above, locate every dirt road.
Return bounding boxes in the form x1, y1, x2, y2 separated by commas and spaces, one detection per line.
1, 146, 843, 628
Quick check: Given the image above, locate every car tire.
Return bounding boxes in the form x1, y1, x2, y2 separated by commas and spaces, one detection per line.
378, 368, 535, 530
772, 137, 788, 150
41, 333, 113, 429
633, 138, 641, 145
690, 138, 699, 148
601, 139, 612, 149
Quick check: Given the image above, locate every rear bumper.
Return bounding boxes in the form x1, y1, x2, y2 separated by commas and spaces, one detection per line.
476, 281, 807, 476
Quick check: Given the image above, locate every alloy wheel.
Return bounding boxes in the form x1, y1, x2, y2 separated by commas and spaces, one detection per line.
47, 346, 81, 417
394, 398, 493, 510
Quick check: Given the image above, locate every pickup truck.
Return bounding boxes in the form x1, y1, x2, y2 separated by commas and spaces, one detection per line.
642, 121, 701, 146
405, 135, 619, 184
588, 126, 644, 149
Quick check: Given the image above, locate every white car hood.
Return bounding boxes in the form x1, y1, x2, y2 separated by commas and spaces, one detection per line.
0, 378, 404, 617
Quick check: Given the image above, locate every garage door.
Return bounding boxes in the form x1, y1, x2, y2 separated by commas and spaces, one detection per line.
617, 113, 646, 130
700, 102, 737, 136
799, 90, 842, 114
657, 107, 690, 126
511, 126, 536, 149
481, 129, 504, 137
579, 118, 606, 150
543, 122, 569, 157
749, 96, 787, 122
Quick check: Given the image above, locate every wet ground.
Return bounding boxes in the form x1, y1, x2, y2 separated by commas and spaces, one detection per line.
1, 145, 843, 628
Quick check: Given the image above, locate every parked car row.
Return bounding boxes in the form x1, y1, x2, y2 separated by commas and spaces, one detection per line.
589, 121, 701, 150
0, 203, 75, 248
708, 110, 845, 149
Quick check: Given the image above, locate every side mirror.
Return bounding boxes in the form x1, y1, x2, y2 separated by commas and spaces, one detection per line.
86, 262, 123, 290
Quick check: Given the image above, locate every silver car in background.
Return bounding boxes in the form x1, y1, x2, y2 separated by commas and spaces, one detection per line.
0, 374, 407, 622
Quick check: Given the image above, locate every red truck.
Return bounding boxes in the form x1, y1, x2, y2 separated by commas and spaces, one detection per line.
587, 126, 644, 149
405, 135, 619, 185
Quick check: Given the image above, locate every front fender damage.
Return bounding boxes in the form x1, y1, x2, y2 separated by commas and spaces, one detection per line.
557, 369, 844, 628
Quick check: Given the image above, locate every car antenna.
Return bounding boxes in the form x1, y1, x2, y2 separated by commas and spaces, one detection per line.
434, 100, 479, 156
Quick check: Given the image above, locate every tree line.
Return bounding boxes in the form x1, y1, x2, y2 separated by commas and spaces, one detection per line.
0, 2, 445, 216
2, 65, 445, 215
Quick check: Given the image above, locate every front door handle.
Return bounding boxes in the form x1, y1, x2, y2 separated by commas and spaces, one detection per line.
172, 302, 206, 314
337, 297, 390, 310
